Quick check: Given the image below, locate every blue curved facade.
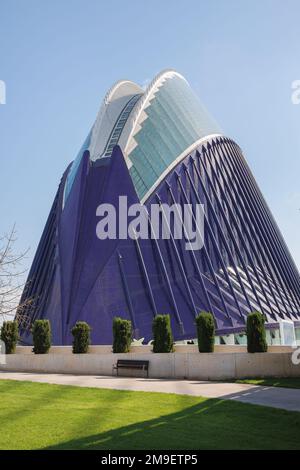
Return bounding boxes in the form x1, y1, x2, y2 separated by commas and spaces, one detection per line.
16, 71, 300, 345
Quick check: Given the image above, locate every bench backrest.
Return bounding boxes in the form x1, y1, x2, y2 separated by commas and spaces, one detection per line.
117, 359, 149, 368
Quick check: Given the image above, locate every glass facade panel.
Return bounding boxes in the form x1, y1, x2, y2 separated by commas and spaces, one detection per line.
266, 329, 281, 345
234, 333, 247, 345
295, 328, 300, 346
63, 130, 92, 206
127, 74, 220, 199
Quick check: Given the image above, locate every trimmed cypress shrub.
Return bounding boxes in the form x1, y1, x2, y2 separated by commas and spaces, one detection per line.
32, 319, 51, 354
246, 311, 268, 353
196, 311, 215, 352
113, 317, 132, 353
152, 314, 174, 353
71, 321, 91, 353
0, 321, 19, 354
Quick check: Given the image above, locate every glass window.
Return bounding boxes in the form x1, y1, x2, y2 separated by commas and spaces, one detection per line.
127, 74, 220, 200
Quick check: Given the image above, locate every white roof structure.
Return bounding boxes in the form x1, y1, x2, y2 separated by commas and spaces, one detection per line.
64, 69, 221, 204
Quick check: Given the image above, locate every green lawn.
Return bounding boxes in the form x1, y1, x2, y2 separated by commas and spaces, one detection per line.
233, 378, 300, 389
0, 379, 299, 450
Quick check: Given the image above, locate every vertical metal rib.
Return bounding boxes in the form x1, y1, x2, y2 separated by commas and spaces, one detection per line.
166, 181, 215, 318
117, 251, 137, 329
225, 138, 300, 313
155, 192, 198, 318
198, 145, 267, 318
147, 212, 185, 333
209, 141, 283, 320
185, 159, 248, 318
176, 173, 233, 323
133, 233, 158, 318
215, 139, 293, 318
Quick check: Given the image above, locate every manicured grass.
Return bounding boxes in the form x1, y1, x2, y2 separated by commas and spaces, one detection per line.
233, 377, 300, 389
0, 379, 299, 450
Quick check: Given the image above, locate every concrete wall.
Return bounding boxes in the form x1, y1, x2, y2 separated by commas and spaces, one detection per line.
14, 344, 294, 355
1, 350, 299, 380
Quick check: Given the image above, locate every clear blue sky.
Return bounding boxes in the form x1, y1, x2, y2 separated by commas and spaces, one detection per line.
0, 0, 300, 271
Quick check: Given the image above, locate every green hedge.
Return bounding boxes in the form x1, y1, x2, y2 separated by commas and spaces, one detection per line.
113, 317, 132, 353
32, 319, 51, 354
246, 311, 268, 353
71, 321, 91, 354
196, 311, 215, 352
152, 314, 174, 353
0, 321, 19, 354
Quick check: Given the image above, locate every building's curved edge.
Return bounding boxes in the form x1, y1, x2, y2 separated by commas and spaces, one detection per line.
141, 133, 223, 204
89, 79, 144, 161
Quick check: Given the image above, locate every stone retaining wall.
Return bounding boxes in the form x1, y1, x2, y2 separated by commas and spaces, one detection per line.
1, 349, 299, 380
14, 344, 294, 355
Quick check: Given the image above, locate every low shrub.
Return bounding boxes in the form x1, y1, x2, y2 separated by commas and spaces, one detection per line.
32, 319, 51, 354
246, 311, 268, 353
71, 321, 91, 353
196, 311, 215, 352
0, 321, 19, 354
113, 317, 132, 353
152, 314, 174, 353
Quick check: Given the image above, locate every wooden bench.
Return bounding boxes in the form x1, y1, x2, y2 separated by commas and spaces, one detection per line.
112, 359, 149, 377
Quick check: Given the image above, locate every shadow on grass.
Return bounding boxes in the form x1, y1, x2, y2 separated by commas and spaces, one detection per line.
1, 378, 300, 450
43, 397, 300, 450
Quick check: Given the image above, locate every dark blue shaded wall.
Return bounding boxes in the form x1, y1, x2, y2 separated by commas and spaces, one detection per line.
16, 138, 300, 344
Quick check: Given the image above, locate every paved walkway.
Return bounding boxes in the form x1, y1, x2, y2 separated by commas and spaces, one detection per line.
0, 371, 300, 412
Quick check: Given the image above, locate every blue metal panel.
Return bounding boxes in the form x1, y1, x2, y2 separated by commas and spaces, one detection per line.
16, 139, 300, 344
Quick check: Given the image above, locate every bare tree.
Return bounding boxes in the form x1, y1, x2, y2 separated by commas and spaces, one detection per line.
0, 225, 31, 323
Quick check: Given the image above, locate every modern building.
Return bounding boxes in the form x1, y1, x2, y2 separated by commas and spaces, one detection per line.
16, 70, 300, 345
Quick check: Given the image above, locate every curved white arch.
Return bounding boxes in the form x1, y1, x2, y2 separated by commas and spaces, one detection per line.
89, 79, 143, 160
104, 79, 143, 105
